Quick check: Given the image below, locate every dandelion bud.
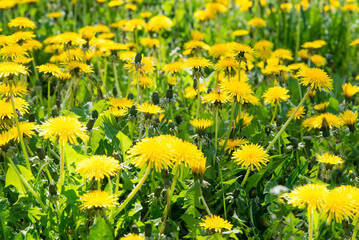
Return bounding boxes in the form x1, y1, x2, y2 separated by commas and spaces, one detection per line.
152, 91, 160, 105
86, 118, 95, 130
130, 105, 137, 117
265, 125, 271, 135
112, 87, 117, 97
145, 223, 152, 237
37, 146, 46, 160
135, 52, 142, 64
131, 225, 139, 234
49, 182, 58, 196
28, 112, 35, 122
175, 115, 182, 125
52, 109, 58, 118
92, 110, 98, 119
127, 92, 134, 100
321, 117, 330, 138
166, 86, 173, 100
193, 79, 198, 90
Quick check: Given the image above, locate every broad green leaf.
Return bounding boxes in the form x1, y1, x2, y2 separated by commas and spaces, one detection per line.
64, 144, 86, 170
5, 164, 34, 197
89, 216, 114, 240
116, 130, 132, 157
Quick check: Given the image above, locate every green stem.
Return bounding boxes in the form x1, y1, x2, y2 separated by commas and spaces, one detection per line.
196, 81, 201, 118
241, 168, 250, 187
200, 184, 212, 216
9, 84, 30, 170
97, 180, 101, 190
309, 212, 313, 240
61, 77, 75, 114
219, 166, 227, 219
353, 216, 359, 240
7, 157, 46, 209
113, 62, 121, 98
221, 100, 235, 152
160, 166, 180, 235
270, 103, 278, 124
136, 69, 141, 104
266, 88, 310, 152
47, 79, 51, 119
112, 166, 151, 218
59, 143, 65, 192
213, 109, 218, 167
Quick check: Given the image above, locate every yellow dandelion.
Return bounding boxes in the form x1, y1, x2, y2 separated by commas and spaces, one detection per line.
48, 12, 62, 18
191, 30, 205, 41
0, 97, 29, 119
313, 102, 330, 112
340, 110, 358, 127
7, 122, 36, 142
220, 77, 259, 105
146, 15, 173, 32
220, 138, 249, 152
80, 26, 96, 42
316, 153, 343, 165
321, 186, 355, 222
184, 57, 212, 69
310, 54, 326, 67
140, 37, 159, 48
65, 61, 93, 74
215, 57, 238, 75
298, 49, 310, 60
342, 82, 359, 99
108, 97, 133, 109
206, 2, 228, 14
286, 106, 306, 120
202, 89, 231, 104
248, 17, 266, 28
125, 56, 155, 74
194, 9, 215, 21
232, 29, 249, 37
0, 44, 28, 61
190, 119, 213, 132
209, 43, 231, 58
189, 155, 207, 176
11, 31, 35, 43
8, 17, 36, 29
350, 39, 359, 47
237, 111, 253, 127
136, 102, 164, 117
79, 190, 118, 209
171, 138, 205, 167
271, 49, 293, 61
285, 184, 329, 214
263, 86, 290, 105
132, 75, 153, 89
0, 82, 28, 97
127, 135, 175, 172
120, 234, 145, 240
125, 19, 146, 32
303, 113, 343, 129
140, 12, 152, 19
37, 63, 62, 78
232, 143, 269, 171
76, 155, 121, 181
297, 67, 333, 92
200, 215, 232, 233
37, 116, 89, 145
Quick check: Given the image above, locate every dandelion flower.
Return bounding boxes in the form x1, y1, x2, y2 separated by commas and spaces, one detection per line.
285, 184, 329, 214
232, 29, 249, 37
127, 135, 175, 172
162, 61, 184, 74
220, 138, 249, 152
316, 153, 343, 165
297, 67, 333, 92
263, 86, 290, 105
132, 75, 153, 89
7, 122, 36, 142
286, 106, 306, 120
342, 82, 359, 99
232, 143, 269, 171
202, 89, 231, 105
38, 116, 89, 145
0, 44, 29, 61
171, 138, 205, 167
184, 57, 212, 69
340, 110, 358, 128
199, 215, 232, 233
190, 119, 213, 133
314, 102, 330, 112
310, 54, 326, 67
79, 190, 118, 209
248, 17, 266, 28
37, 63, 62, 78
321, 186, 355, 222
194, 10, 214, 21
136, 102, 163, 117
108, 97, 133, 109
237, 111, 253, 127
146, 15, 173, 32
220, 77, 259, 105
0, 97, 29, 119
0, 82, 28, 97
120, 234, 145, 240
76, 155, 121, 181
8, 17, 36, 29
65, 61, 93, 75
303, 113, 343, 129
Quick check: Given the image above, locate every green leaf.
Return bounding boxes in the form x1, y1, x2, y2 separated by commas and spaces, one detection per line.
92, 100, 108, 114
116, 131, 132, 158
329, 97, 339, 112
5, 164, 34, 197
89, 216, 114, 240
64, 144, 86, 170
